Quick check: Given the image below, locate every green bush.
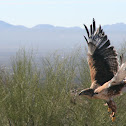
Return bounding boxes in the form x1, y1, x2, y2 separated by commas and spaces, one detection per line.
0, 48, 126, 126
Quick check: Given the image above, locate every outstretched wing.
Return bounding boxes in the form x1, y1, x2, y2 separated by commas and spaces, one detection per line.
110, 61, 126, 86
84, 19, 119, 89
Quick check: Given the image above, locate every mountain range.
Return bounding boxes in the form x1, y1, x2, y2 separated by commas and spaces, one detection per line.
0, 20, 126, 65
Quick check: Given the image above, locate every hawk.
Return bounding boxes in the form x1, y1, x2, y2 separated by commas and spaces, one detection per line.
79, 19, 126, 122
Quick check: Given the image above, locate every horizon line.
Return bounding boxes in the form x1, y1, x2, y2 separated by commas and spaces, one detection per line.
0, 20, 125, 29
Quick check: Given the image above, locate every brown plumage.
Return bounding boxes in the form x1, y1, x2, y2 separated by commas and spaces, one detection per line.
79, 19, 126, 122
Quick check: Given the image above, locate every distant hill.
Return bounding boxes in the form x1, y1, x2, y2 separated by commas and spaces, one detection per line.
103, 23, 126, 31
0, 21, 84, 53
0, 20, 126, 65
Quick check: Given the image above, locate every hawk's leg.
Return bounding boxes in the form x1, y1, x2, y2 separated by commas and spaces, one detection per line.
107, 100, 116, 122
104, 102, 112, 112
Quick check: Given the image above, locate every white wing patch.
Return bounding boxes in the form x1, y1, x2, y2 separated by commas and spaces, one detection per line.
110, 62, 126, 86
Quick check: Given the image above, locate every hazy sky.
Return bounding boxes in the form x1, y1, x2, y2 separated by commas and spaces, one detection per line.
0, 0, 126, 28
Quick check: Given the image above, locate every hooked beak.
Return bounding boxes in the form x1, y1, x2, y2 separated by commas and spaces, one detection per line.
79, 89, 88, 96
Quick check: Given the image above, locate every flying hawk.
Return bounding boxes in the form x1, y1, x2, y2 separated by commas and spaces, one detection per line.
79, 19, 126, 122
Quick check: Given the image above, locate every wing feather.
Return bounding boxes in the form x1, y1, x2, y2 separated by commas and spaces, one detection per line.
109, 62, 126, 87
84, 19, 119, 89
93, 18, 96, 33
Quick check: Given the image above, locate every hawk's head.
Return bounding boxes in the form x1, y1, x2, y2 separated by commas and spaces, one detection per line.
79, 88, 95, 98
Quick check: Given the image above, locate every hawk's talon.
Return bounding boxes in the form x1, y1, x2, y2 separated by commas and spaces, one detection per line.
110, 112, 116, 122
112, 116, 116, 122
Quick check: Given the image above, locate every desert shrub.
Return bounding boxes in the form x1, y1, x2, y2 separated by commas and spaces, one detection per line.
0, 47, 126, 126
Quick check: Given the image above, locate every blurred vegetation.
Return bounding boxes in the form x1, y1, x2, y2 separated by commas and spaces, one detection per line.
0, 47, 126, 126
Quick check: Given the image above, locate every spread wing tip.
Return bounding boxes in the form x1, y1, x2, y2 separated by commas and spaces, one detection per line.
83, 24, 89, 37
83, 35, 88, 44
